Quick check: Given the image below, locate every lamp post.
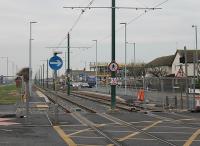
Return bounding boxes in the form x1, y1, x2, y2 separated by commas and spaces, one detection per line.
120, 22, 127, 95
0, 57, 8, 83
192, 25, 198, 80
127, 42, 136, 64
29, 21, 37, 97
92, 40, 98, 91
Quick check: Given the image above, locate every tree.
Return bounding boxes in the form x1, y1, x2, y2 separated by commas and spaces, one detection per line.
127, 63, 146, 78
17, 68, 29, 101
147, 66, 168, 77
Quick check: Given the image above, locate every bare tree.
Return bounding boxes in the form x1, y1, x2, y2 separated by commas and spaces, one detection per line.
127, 63, 146, 78
17, 68, 29, 100
147, 66, 168, 77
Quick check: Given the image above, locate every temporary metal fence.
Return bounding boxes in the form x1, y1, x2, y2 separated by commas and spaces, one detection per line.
98, 76, 198, 111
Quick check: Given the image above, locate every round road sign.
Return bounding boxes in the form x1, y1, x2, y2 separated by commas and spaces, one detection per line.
49, 55, 63, 71
108, 62, 119, 72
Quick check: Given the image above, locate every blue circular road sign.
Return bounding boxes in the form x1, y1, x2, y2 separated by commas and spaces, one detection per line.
49, 55, 63, 70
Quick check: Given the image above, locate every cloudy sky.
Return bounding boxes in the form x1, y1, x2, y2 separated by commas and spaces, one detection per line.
0, 0, 199, 76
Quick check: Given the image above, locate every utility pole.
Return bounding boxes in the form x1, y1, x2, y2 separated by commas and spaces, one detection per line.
6, 57, 8, 78
120, 22, 127, 95
127, 42, 136, 64
92, 40, 98, 91
29, 21, 37, 97
63, 2, 160, 110
134, 43, 136, 64
65, 52, 67, 75
40, 65, 42, 86
192, 25, 198, 80
184, 46, 189, 109
111, 0, 116, 110
46, 59, 49, 88
67, 33, 70, 95
38, 69, 40, 85
193, 51, 196, 109
43, 63, 45, 88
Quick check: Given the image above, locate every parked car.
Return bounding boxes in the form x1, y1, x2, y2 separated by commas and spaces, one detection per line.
70, 82, 81, 90
80, 82, 89, 88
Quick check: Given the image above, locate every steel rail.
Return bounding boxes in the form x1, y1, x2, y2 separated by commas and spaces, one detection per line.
101, 113, 177, 146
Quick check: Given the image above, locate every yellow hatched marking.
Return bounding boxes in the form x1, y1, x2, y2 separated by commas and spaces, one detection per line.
69, 124, 106, 136
183, 129, 200, 146
36, 105, 49, 108
118, 121, 162, 142
142, 120, 162, 131
69, 128, 92, 136
53, 126, 77, 146
78, 144, 108, 146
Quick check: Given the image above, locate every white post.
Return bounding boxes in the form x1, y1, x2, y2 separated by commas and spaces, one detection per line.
29, 21, 37, 97
134, 42, 136, 64
120, 23, 127, 95
93, 40, 98, 91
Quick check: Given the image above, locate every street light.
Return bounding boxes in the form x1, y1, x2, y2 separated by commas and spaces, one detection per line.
92, 40, 98, 91
29, 21, 37, 97
0, 57, 8, 82
120, 22, 127, 95
127, 42, 136, 64
192, 25, 198, 79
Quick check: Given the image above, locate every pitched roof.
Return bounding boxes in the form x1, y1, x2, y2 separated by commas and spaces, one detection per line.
146, 55, 175, 67
176, 49, 200, 63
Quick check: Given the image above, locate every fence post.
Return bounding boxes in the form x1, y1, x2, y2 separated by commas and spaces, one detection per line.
174, 96, 177, 109
166, 96, 169, 109
180, 95, 183, 109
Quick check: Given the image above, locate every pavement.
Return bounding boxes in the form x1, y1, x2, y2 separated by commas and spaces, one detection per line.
0, 90, 67, 146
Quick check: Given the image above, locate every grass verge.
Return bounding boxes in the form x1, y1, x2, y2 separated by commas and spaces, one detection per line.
0, 84, 20, 104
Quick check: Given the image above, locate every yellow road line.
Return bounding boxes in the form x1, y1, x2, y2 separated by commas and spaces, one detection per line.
118, 132, 140, 141
118, 121, 162, 142
78, 144, 108, 146
183, 129, 200, 146
53, 126, 77, 146
107, 144, 114, 146
142, 120, 162, 131
35, 104, 49, 108
69, 124, 106, 136
69, 128, 92, 136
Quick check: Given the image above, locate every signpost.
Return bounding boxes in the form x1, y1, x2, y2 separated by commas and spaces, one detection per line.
49, 54, 63, 125
109, 61, 119, 106
49, 55, 63, 71
108, 62, 119, 72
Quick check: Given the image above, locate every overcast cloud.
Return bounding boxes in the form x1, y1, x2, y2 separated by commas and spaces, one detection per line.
0, 0, 199, 76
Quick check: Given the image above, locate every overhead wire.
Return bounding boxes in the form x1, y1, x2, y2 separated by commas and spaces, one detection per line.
56, 0, 96, 48
57, 0, 169, 48
68, 0, 96, 33
96, 0, 170, 44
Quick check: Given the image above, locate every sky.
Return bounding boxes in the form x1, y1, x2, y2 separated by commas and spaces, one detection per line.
0, 0, 199, 77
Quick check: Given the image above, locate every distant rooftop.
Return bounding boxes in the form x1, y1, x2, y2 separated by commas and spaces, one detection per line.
146, 55, 175, 67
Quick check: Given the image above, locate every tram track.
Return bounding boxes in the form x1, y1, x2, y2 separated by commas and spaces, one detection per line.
35, 86, 123, 145
35, 85, 178, 146
71, 91, 138, 112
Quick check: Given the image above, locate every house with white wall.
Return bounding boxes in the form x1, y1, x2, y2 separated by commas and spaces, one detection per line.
172, 49, 200, 77
146, 55, 175, 77
146, 49, 200, 77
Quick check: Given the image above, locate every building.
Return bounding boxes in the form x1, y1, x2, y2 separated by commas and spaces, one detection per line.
146, 55, 175, 77
172, 50, 200, 77
146, 49, 200, 77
